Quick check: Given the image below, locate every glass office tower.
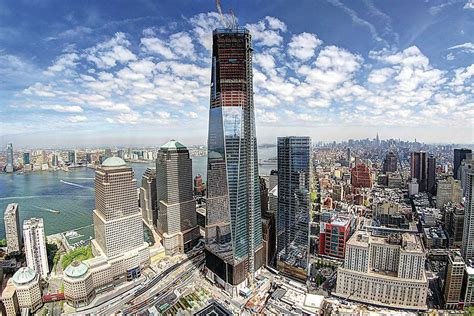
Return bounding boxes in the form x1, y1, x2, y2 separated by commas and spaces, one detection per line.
205, 27, 264, 294
276, 136, 311, 280
6, 143, 13, 173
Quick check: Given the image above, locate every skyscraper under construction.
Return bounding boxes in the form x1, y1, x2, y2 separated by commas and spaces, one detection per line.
204, 27, 264, 295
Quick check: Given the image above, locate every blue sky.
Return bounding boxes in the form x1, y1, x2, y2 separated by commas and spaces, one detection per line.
0, 0, 473, 148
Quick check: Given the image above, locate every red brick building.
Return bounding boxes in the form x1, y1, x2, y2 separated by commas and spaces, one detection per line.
351, 163, 372, 189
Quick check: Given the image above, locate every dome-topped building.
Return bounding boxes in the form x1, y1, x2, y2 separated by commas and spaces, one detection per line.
12, 267, 37, 285
64, 261, 89, 279
1, 266, 43, 315
160, 139, 187, 151
63, 260, 96, 308
101, 156, 127, 168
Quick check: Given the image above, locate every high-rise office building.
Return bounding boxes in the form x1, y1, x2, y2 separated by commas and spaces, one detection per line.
51, 154, 58, 167
259, 176, 269, 214
276, 136, 311, 280
382, 151, 397, 173
445, 203, 465, 247
269, 170, 278, 191
22, 152, 30, 165
64, 157, 149, 307
443, 251, 465, 309
156, 140, 200, 255
204, 27, 264, 294
91, 157, 149, 277
4, 203, 22, 253
260, 176, 276, 267
427, 154, 436, 195
411, 151, 427, 192
140, 167, 157, 227
23, 218, 49, 278
346, 148, 351, 167
462, 171, 474, 261
6, 143, 14, 173
117, 149, 124, 159
454, 148, 472, 179
436, 177, 462, 209
104, 148, 112, 159
40, 150, 47, 164
85, 153, 93, 164
68, 150, 76, 164
460, 158, 474, 197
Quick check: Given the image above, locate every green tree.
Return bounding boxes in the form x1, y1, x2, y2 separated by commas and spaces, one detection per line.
60, 245, 93, 269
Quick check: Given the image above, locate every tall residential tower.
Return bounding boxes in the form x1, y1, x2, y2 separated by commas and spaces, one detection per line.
23, 218, 49, 278
276, 136, 311, 280
4, 203, 22, 253
204, 27, 264, 294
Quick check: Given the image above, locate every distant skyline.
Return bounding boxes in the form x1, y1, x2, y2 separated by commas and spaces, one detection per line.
1, 0, 473, 147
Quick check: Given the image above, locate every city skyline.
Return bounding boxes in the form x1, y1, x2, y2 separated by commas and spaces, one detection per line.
3, 2, 474, 313
1, 0, 473, 147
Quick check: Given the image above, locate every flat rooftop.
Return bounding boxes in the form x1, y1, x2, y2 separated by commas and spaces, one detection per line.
328, 213, 352, 226
348, 230, 423, 252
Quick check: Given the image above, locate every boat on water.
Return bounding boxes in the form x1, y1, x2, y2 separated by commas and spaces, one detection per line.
33, 205, 60, 214
65, 231, 81, 239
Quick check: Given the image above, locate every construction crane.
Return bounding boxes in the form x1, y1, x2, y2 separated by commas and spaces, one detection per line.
216, 0, 237, 29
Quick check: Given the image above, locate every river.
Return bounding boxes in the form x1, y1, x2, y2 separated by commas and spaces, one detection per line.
0, 147, 276, 240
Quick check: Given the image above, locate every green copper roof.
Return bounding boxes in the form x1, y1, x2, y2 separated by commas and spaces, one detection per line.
160, 139, 187, 151
12, 267, 37, 285
102, 156, 127, 167
64, 261, 89, 278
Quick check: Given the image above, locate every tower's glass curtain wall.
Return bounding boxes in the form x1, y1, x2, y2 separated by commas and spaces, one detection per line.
276, 136, 311, 280
205, 28, 264, 291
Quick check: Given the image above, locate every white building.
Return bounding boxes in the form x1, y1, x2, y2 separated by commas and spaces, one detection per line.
4, 203, 22, 253
408, 178, 419, 196
23, 218, 49, 278
334, 230, 428, 310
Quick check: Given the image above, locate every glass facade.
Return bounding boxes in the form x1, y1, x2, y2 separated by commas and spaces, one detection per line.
205, 28, 263, 283
277, 136, 311, 272
6, 143, 13, 173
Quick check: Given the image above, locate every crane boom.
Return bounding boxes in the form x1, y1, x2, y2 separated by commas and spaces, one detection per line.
216, 0, 236, 29
216, 0, 229, 28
